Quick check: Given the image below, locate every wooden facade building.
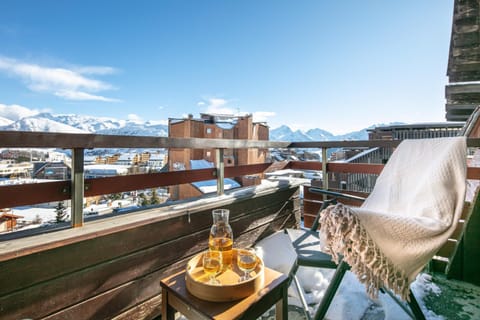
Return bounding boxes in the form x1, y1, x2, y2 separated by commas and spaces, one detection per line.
446, 0, 480, 121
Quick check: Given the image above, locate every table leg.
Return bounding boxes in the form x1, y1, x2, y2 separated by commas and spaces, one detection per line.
275, 283, 288, 320
162, 288, 176, 320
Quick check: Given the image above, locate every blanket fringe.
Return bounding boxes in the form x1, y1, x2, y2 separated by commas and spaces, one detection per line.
319, 203, 411, 301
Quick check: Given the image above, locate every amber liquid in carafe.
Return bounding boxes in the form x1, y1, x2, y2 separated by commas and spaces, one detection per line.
208, 236, 233, 270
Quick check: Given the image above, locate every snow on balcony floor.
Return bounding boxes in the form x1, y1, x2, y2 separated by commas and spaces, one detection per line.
253, 231, 480, 320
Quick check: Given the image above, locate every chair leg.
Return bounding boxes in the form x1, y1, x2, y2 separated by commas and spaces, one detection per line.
313, 261, 349, 320
287, 259, 312, 319
292, 274, 312, 320
408, 290, 426, 320
383, 288, 426, 320
383, 289, 415, 319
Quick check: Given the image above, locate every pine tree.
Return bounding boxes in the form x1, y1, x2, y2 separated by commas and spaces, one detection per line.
109, 193, 122, 201
138, 192, 148, 206
150, 189, 160, 205
55, 201, 67, 223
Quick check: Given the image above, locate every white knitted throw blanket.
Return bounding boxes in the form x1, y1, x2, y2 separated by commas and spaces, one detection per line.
319, 137, 467, 301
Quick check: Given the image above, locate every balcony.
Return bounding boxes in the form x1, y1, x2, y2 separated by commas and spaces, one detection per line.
0, 131, 479, 319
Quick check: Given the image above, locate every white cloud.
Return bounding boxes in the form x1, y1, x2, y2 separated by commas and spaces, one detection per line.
252, 111, 276, 123
198, 97, 275, 124
0, 103, 42, 121
55, 90, 121, 102
127, 113, 142, 122
208, 98, 228, 109
200, 97, 236, 115
0, 56, 120, 102
148, 119, 168, 125
73, 66, 117, 75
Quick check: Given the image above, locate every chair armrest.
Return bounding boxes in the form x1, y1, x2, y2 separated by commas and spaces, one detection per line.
307, 188, 366, 231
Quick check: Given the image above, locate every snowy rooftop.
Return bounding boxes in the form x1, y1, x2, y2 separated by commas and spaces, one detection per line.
189, 159, 240, 193
117, 153, 135, 161
149, 153, 165, 160
84, 164, 129, 175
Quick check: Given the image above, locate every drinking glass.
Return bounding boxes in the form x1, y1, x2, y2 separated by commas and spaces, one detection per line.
237, 248, 258, 282
203, 250, 222, 285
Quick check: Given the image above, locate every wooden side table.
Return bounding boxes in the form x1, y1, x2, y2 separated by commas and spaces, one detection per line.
161, 266, 289, 320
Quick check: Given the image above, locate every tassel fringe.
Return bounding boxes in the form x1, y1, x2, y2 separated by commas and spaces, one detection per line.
319, 203, 411, 301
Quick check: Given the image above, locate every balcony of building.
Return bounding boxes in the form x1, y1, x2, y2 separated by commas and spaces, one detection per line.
0, 131, 479, 320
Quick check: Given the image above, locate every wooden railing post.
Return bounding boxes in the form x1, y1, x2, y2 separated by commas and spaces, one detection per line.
71, 148, 84, 227
216, 148, 225, 195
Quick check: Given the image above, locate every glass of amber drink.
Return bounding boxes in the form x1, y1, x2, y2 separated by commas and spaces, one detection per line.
203, 250, 222, 285
237, 248, 257, 282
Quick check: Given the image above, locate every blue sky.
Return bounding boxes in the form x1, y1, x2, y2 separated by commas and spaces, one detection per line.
0, 1, 454, 134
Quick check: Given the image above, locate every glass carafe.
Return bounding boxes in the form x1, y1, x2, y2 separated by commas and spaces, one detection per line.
208, 209, 233, 270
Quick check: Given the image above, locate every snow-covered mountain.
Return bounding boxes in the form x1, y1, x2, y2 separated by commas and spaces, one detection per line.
52, 113, 126, 132
269, 125, 313, 141
270, 125, 368, 141
0, 111, 169, 136
0, 109, 399, 141
0, 116, 13, 127
0, 114, 87, 133
305, 128, 335, 141
96, 121, 168, 136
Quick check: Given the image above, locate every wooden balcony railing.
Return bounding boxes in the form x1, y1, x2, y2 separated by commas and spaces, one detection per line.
1, 131, 479, 320
1, 131, 480, 227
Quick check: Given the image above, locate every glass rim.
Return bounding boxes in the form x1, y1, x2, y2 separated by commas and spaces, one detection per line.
212, 208, 229, 213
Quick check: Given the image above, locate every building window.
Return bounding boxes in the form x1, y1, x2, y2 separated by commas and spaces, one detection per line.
206, 128, 212, 135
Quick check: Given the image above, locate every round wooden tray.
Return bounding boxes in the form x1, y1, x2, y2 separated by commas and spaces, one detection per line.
185, 249, 264, 302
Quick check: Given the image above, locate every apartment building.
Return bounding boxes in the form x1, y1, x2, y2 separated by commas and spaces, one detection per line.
168, 113, 269, 200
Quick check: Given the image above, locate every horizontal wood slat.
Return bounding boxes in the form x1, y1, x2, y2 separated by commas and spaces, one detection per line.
430, 259, 448, 274
437, 239, 458, 259
85, 168, 217, 195
446, 83, 480, 94
0, 131, 289, 149
1, 131, 480, 150
0, 163, 272, 208
450, 221, 466, 241
291, 162, 480, 180
0, 180, 70, 208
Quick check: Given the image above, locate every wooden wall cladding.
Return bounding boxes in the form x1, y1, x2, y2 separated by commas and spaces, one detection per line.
447, 0, 480, 83
446, 0, 480, 121
0, 185, 299, 320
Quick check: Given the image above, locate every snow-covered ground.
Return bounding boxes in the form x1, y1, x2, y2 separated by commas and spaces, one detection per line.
5, 198, 138, 233
255, 231, 446, 320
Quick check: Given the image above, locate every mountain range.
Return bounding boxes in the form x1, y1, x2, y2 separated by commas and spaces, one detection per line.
0, 111, 399, 141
